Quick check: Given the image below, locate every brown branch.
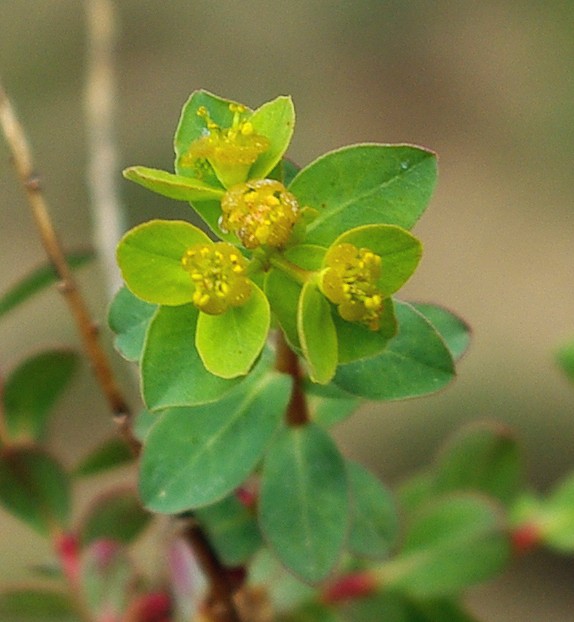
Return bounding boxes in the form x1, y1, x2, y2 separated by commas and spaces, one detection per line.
275, 330, 310, 426
0, 77, 140, 455
182, 519, 243, 622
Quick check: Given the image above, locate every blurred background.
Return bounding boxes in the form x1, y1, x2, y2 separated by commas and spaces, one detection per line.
1, 1, 573, 619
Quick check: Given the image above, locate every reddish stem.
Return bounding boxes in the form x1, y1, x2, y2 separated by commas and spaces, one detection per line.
275, 331, 310, 427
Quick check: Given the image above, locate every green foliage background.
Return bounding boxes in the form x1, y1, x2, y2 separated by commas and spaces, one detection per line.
1, 1, 574, 619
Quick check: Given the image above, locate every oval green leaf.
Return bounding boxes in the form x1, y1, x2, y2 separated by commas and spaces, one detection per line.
259, 423, 349, 583
116, 219, 210, 305
298, 282, 338, 384
382, 494, 510, 597
73, 437, 134, 478
142, 304, 243, 409
108, 286, 157, 362
347, 461, 399, 559
196, 284, 270, 378
3, 350, 78, 442
411, 303, 471, 361
0, 447, 70, 536
140, 371, 291, 513
333, 301, 455, 400
289, 144, 437, 246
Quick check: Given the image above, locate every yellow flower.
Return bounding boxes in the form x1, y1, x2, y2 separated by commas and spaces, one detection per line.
181, 104, 269, 187
181, 242, 252, 314
220, 179, 301, 249
321, 243, 384, 330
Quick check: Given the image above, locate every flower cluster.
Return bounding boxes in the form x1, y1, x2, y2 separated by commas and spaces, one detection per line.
220, 179, 301, 249
181, 242, 252, 315
321, 243, 384, 330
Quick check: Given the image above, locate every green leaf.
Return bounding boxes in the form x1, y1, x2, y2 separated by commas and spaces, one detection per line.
329, 225, 422, 295
307, 383, 362, 428
397, 471, 435, 516
0, 447, 70, 536
411, 303, 471, 361
0, 589, 77, 621
123, 166, 224, 201
298, 282, 338, 384
538, 472, 574, 551
73, 437, 133, 478
347, 461, 399, 559
80, 488, 151, 546
108, 286, 157, 362
3, 350, 78, 442
116, 219, 210, 305
289, 144, 437, 246
259, 423, 349, 583
265, 266, 303, 350
248, 96, 295, 179
0, 250, 94, 320
281, 602, 344, 622
333, 301, 455, 400
333, 297, 397, 364
141, 304, 244, 409
196, 284, 270, 378
382, 494, 510, 597
556, 340, 574, 384
195, 494, 263, 565
140, 371, 291, 513
433, 422, 522, 505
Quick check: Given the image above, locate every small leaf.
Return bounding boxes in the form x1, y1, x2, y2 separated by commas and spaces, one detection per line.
3, 349, 78, 442
382, 494, 510, 597
333, 301, 455, 400
80, 488, 151, 546
116, 219, 210, 305
73, 437, 133, 477
265, 266, 303, 350
108, 286, 157, 362
141, 304, 244, 409
123, 166, 225, 201
248, 95, 295, 180
140, 371, 291, 513
433, 422, 522, 505
0, 589, 77, 621
195, 494, 263, 565
412, 303, 471, 361
259, 423, 349, 583
196, 284, 270, 378
347, 461, 399, 559
0, 250, 94, 320
330, 224, 422, 295
290, 144, 437, 246
307, 384, 361, 428
0, 447, 71, 536
298, 282, 338, 384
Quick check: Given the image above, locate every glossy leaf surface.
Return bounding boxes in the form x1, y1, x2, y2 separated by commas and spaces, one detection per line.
333, 301, 455, 400
259, 423, 349, 583
140, 372, 291, 513
290, 144, 437, 246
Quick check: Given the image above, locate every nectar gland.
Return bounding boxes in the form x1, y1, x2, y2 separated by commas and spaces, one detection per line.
321, 243, 384, 330
181, 242, 252, 315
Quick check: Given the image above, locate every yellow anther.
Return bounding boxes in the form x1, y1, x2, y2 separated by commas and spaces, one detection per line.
321, 243, 385, 331
181, 242, 252, 314
220, 179, 302, 249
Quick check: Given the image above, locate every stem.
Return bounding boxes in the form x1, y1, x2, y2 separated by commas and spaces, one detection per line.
182, 519, 243, 622
268, 252, 313, 285
0, 367, 10, 445
84, 0, 125, 298
275, 330, 310, 426
0, 78, 140, 455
